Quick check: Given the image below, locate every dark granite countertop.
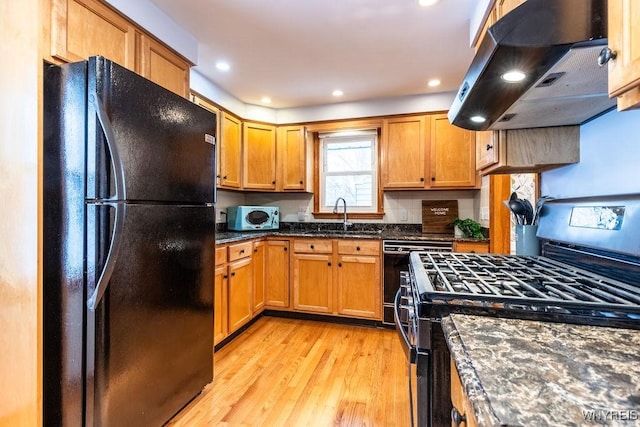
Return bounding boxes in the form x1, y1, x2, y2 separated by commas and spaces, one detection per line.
215, 223, 489, 245
442, 314, 640, 426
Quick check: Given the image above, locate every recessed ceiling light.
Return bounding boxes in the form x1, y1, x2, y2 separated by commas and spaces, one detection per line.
261, 96, 272, 104
470, 116, 487, 123
501, 70, 526, 82
332, 89, 344, 97
215, 61, 230, 72
418, 0, 439, 6
427, 79, 441, 87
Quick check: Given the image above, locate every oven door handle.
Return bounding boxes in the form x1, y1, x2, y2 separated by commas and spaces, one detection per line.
394, 289, 416, 363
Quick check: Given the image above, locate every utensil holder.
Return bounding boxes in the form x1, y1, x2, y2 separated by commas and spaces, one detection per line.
515, 225, 540, 256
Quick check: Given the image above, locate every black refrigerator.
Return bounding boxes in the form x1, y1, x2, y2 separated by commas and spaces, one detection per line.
43, 56, 216, 426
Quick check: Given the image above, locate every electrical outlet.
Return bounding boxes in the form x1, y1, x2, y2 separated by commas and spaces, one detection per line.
480, 207, 490, 221
400, 209, 408, 222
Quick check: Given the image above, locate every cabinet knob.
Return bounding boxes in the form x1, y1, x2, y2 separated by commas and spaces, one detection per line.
240, 249, 245, 254
284, 247, 288, 251
272, 181, 276, 185
338, 262, 342, 267
328, 262, 332, 267
223, 274, 228, 279
356, 246, 360, 251
431, 176, 435, 181
299, 180, 303, 184
486, 144, 493, 151
231, 272, 236, 277
598, 46, 617, 67
310, 245, 314, 249
451, 407, 467, 426
223, 175, 228, 179
216, 174, 221, 178
420, 177, 425, 182
254, 248, 258, 253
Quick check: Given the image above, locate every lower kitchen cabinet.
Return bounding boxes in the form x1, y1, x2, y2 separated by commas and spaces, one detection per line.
227, 242, 254, 333
252, 240, 265, 314
451, 358, 478, 427
292, 238, 382, 320
265, 240, 290, 309
213, 264, 228, 346
292, 251, 334, 314
336, 240, 381, 319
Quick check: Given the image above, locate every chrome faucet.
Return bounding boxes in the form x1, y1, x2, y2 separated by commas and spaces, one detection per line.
332, 197, 352, 231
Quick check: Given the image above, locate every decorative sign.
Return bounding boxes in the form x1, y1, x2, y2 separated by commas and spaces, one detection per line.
422, 200, 458, 234
569, 206, 625, 230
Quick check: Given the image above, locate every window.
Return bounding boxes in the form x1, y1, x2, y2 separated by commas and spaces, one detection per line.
318, 130, 378, 213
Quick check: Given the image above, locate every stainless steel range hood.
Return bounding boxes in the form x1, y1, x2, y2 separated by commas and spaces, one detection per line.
448, 0, 615, 131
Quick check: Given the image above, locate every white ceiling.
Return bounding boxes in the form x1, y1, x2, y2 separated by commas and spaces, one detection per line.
147, 0, 477, 109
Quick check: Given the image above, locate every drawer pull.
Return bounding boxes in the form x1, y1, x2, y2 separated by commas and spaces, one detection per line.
240, 249, 245, 254
451, 407, 467, 426
310, 244, 315, 249
356, 246, 360, 251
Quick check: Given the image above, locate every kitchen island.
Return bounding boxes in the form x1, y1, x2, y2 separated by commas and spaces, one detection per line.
443, 314, 640, 426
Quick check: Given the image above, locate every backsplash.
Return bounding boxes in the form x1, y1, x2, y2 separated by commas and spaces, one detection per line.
216, 189, 483, 225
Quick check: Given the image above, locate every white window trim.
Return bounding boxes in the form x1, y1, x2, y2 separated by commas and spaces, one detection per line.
318, 130, 378, 213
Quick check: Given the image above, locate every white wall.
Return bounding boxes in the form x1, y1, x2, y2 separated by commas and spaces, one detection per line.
541, 109, 640, 198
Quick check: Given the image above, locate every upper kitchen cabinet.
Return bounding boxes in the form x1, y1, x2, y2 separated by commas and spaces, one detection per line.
607, 0, 640, 110
495, 0, 526, 19
381, 116, 428, 189
138, 34, 191, 98
49, 0, 192, 97
381, 114, 478, 190
477, 126, 580, 175
50, 0, 136, 69
276, 125, 308, 191
243, 122, 277, 190
430, 114, 478, 188
220, 112, 243, 190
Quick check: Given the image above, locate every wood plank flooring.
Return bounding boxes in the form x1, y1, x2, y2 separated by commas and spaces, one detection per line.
167, 316, 410, 426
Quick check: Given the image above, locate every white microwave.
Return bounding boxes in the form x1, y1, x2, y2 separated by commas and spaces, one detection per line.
226, 206, 279, 231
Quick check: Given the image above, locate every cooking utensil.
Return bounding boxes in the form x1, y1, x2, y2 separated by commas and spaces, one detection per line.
521, 198, 534, 225
508, 199, 528, 225
532, 196, 552, 225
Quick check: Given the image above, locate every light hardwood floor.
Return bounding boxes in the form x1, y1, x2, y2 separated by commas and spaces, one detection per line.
168, 316, 410, 426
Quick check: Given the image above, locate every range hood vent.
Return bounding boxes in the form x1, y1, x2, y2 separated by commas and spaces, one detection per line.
448, 0, 615, 131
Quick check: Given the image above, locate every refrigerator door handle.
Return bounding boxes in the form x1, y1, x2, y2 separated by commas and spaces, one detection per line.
86, 201, 126, 310
89, 92, 126, 201
87, 92, 127, 310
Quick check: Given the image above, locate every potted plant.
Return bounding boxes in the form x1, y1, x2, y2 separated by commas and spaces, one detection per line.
451, 218, 484, 239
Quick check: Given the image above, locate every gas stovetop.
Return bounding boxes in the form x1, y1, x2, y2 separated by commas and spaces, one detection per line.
409, 252, 640, 322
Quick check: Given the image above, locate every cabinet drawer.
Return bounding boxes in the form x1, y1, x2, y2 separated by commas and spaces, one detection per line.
215, 245, 227, 266
454, 241, 490, 254
293, 239, 333, 254
337, 240, 380, 256
228, 241, 253, 261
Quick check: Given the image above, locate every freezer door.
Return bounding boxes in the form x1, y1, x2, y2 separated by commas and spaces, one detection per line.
86, 56, 216, 204
85, 203, 214, 426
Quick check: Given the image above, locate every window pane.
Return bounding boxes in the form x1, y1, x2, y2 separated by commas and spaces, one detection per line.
324, 174, 372, 207
325, 140, 372, 173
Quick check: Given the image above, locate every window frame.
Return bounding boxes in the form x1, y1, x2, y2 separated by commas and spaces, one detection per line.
310, 121, 384, 220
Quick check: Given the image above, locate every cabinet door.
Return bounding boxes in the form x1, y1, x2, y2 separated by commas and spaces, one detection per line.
138, 34, 191, 98
214, 265, 228, 346
430, 114, 478, 188
382, 116, 428, 189
220, 112, 242, 189
51, 0, 136, 69
252, 241, 265, 314
475, 130, 498, 171
265, 240, 290, 309
243, 122, 276, 190
228, 257, 253, 333
336, 254, 381, 320
607, 0, 640, 110
292, 253, 333, 313
277, 126, 307, 191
